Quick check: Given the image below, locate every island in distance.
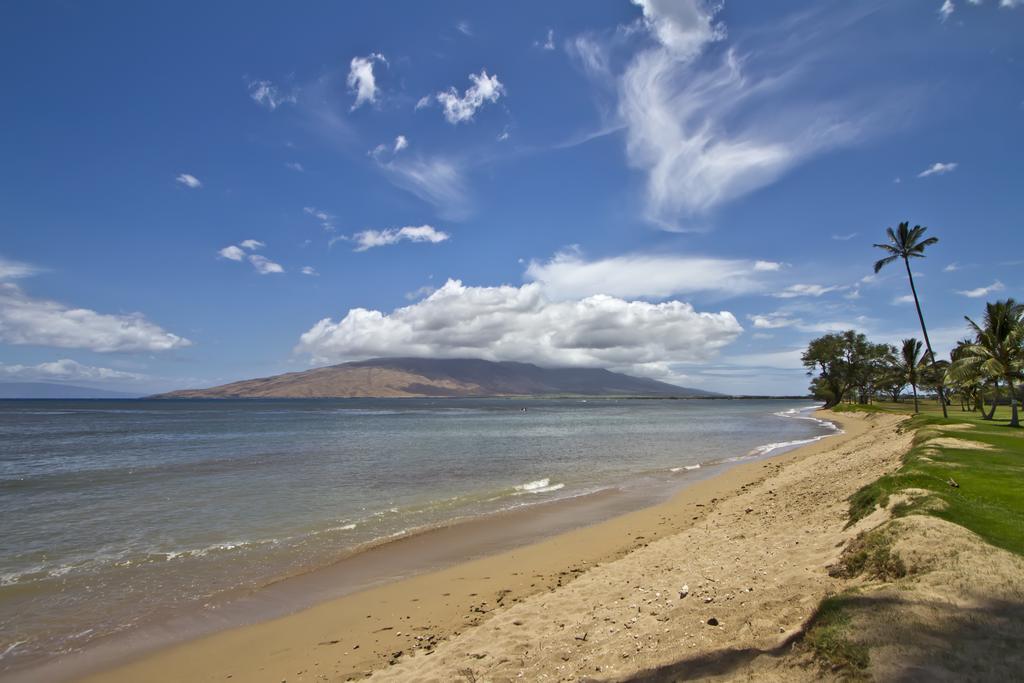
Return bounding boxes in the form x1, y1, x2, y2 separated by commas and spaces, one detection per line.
152, 357, 723, 399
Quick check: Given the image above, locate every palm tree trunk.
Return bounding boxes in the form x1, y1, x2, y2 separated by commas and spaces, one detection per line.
912, 382, 919, 413
985, 380, 999, 420
1009, 377, 1020, 428
903, 257, 948, 418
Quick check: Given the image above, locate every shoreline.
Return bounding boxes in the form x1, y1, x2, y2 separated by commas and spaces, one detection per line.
8, 408, 859, 683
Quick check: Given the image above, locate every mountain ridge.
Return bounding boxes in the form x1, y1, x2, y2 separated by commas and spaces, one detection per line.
152, 357, 721, 399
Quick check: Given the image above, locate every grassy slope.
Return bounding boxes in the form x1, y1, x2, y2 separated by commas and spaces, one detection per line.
839, 401, 1024, 556
801, 400, 1024, 674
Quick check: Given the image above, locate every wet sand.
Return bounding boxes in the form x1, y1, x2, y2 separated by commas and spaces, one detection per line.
20, 409, 880, 683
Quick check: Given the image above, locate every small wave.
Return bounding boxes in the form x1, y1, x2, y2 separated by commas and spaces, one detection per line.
513, 477, 565, 494
0, 640, 25, 660
670, 464, 701, 473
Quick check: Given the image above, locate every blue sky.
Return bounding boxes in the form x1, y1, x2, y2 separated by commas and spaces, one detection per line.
1, 0, 1021, 395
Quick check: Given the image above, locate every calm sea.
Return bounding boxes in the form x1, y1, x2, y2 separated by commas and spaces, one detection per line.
0, 397, 836, 674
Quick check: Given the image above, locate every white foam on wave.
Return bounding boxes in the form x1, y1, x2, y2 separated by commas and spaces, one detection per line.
750, 405, 843, 457
513, 477, 566, 494
669, 464, 702, 473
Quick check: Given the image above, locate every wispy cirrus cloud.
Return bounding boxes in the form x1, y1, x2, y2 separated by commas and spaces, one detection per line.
571, 1, 893, 230
0, 358, 148, 382
248, 79, 297, 110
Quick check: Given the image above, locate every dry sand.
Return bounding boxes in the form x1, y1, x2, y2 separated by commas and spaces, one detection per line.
69, 409, 917, 682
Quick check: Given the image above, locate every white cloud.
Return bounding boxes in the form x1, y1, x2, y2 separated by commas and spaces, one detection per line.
631, 0, 726, 60
301, 266, 319, 276
248, 79, 297, 110
374, 156, 469, 218
0, 255, 40, 280
239, 239, 265, 250
284, 162, 305, 172
303, 206, 335, 231
832, 233, 858, 241
939, 0, 956, 21
176, 173, 202, 189
435, 70, 505, 124
956, 280, 1004, 298
524, 251, 774, 300
347, 53, 387, 110
943, 262, 961, 272
352, 225, 450, 252
892, 294, 916, 305
218, 245, 246, 261
774, 283, 842, 298
539, 28, 556, 50
295, 279, 743, 375
918, 161, 957, 177
405, 285, 437, 301
724, 348, 805, 370
415, 95, 432, 110
753, 260, 783, 272
394, 135, 409, 152
456, 21, 473, 36
747, 313, 798, 329
0, 358, 147, 382
575, 2, 876, 229
248, 254, 284, 275
0, 282, 190, 352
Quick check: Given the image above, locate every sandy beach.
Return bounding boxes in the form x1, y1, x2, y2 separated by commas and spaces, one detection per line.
26, 408, 918, 683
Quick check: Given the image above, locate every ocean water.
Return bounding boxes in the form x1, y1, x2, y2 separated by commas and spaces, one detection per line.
0, 398, 837, 673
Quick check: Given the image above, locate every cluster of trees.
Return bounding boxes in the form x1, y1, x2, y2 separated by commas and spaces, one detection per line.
802, 222, 1022, 427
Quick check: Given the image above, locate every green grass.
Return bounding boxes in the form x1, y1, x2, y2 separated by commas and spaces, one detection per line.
803, 594, 871, 674
841, 401, 1024, 556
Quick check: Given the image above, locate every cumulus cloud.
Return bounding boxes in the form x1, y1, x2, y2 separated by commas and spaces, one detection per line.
176, 173, 202, 189
352, 225, 450, 252
753, 260, 784, 272
435, 70, 505, 124
301, 266, 319, 276
957, 280, 1004, 298
248, 79, 297, 110
295, 279, 743, 375
939, 0, 956, 20
0, 255, 40, 280
394, 135, 409, 152
0, 358, 147, 382
347, 53, 387, 110
943, 262, 961, 272
524, 251, 776, 300
218, 245, 246, 261
892, 294, 916, 305
0, 282, 190, 352
219, 241, 282, 274
248, 254, 284, 275
918, 161, 957, 177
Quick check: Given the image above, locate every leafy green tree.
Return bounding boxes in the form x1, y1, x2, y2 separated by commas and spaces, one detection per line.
802, 331, 878, 408
873, 221, 948, 417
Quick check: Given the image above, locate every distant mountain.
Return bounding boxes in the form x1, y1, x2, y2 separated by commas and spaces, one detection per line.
0, 382, 140, 399
153, 357, 721, 399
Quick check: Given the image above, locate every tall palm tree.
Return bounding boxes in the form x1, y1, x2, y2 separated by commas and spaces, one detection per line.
952, 299, 1024, 428
899, 338, 925, 413
873, 221, 947, 417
